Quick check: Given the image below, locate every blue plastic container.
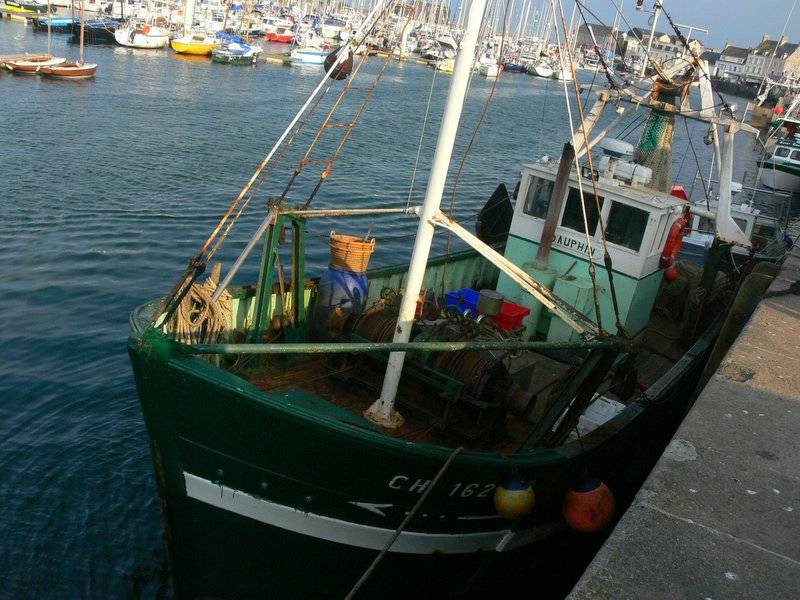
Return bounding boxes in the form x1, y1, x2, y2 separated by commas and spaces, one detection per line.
443, 288, 479, 314
317, 265, 369, 321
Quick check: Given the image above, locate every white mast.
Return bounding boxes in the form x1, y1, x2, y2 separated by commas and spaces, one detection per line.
365, 0, 488, 429
183, 0, 196, 37
639, 0, 662, 78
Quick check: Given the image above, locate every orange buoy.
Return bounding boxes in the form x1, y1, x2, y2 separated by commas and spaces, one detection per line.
494, 478, 535, 519
664, 266, 680, 281
563, 477, 615, 533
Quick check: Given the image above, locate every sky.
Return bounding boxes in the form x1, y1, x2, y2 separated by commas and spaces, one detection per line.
496, 0, 800, 51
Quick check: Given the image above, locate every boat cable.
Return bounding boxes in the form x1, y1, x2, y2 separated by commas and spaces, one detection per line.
155, 0, 398, 322
657, 2, 731, 114
573, 0, 616, 92
441, 0, 508, 291
404, 2, 440, 210
551, 0, 605, 332
344, 446, 464, 600
751, 0, 798, 111
682, 118, 713, 211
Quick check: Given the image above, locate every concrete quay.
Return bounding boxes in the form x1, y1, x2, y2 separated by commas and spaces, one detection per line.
569, 248, 800, 599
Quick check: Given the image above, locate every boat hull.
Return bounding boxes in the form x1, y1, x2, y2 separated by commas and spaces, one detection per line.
171, 39, 220, 55
39, 62, 97, 78
266, 32, 294, 43
5, 56, 66, 72
128, 301, 718, 598
758, 159, 800, 192
211, 50, 259, 65
114, 27, 170, 49
290, 48, 327, 64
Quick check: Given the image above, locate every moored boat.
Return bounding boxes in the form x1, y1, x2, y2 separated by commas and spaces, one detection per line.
4, 55, 66, 73
32, 15, 77, 33
2, 0, 52, 15
212, 40, 262, 65
266, 26, 295, 43
114, 23, 170, 49
171, 33, 221, 55
39, 61, 97, 77
758, 136, 800, 193
128, 3, 773, 598
70, 18, 120, 44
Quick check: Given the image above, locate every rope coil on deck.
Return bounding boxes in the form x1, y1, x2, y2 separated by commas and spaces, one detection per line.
168, 263, 232, 345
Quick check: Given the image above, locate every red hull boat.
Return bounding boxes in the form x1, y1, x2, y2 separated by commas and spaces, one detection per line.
39, 61, 97, 78
266, 31, 295, 43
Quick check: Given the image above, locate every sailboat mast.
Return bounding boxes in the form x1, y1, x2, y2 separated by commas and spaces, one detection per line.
365, 0, 488, 429
47, 0, 51, 56
79, 0, 85, 64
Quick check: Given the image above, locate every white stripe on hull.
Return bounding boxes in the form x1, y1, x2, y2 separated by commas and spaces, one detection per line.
184, 472, 564, 555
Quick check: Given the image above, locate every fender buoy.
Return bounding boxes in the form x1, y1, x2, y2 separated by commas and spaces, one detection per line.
142, 24, 150, 35
563, 477, 615, 533
494, 478, 535, 519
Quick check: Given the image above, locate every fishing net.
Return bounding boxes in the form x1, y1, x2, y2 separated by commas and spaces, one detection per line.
633, 109, 674, 193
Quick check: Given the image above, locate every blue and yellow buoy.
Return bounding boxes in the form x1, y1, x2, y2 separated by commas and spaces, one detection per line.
494, 478, 535, 519
563, 477, 616, 533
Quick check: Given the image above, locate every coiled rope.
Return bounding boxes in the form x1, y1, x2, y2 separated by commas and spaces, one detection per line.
168, 263, 232, 345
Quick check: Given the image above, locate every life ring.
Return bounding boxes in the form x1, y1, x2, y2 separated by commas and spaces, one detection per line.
660, 206, 691, 268
142, 24, 150, 35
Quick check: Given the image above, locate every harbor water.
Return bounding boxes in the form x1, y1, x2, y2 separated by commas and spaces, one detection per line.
0, 18, 786, 598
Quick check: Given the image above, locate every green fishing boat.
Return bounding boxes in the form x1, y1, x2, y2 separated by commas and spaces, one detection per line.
128, 3, 764, 597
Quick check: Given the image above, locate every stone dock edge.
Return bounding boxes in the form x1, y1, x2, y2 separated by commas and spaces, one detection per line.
568, 247, 800, 599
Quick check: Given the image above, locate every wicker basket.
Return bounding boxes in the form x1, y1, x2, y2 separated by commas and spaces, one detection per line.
329, 231, 375, 273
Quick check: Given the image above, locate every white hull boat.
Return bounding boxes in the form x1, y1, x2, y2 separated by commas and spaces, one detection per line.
114, 25, 170, 49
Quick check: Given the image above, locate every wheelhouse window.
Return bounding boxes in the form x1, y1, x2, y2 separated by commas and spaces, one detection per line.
791, 150, 800, 161
523, 176, 554, 219
560, 187, 602, 234
604, 201, 649, 251
775, 146, 790, 158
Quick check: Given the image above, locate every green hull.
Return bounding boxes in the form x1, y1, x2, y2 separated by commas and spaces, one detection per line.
128, 289, 717, 598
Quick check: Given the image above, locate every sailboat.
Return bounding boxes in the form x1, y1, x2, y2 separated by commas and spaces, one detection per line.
5, 0, 66, 73
39, 0, 97, 78
170, 0, 221, 55
114, 22, 171, 49
127, 0, 772, 597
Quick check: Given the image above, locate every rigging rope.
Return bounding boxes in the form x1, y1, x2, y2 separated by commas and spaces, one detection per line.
552, 0, 604, 332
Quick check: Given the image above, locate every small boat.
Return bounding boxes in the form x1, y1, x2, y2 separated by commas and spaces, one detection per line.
289, 46, 328, 64
212, 41, 262, 65
758, 136, 800, 193
32, 16, 78, 33
71, 19, 121, 44
502, 61, 527, 74
477, 56, 501, 78
43, 0, 96, 78
553, 67, 573, 81
434, 57, 454, 73
114, 23, 170, 49
265, 26, 295, 43
4, 55, 66, 73
530, 59, 553, 78
171, 33, 221, 56
2, 0, 52, 15
39, 61, 97, 78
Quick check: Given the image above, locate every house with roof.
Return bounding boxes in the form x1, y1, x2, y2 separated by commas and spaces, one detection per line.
620, 27, 703, 69
744, 34, 799, 84
716, 44, 751, 81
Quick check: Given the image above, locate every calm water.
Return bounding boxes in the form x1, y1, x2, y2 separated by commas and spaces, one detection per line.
0, 18, 770, 598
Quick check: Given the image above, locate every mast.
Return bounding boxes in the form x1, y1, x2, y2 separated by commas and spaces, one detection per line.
79, 0, 84, 64
365, 0, 488, 429
639, 0, 662, 78
47, 0, 51, 56
183, 0, 196, 37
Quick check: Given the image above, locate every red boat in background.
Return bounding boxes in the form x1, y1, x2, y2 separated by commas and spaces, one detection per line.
265, 27, 295, 43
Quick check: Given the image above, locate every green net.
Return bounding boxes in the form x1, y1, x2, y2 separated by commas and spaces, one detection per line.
633, 110, 674, 193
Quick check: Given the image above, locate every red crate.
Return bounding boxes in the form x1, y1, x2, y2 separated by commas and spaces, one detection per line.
494, 301, 531, 331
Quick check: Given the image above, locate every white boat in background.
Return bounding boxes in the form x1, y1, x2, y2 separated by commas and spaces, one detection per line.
530, 59, 553, 78
114, 23, 170, 49
477, 55, 500, 78
553, 68, 573, 81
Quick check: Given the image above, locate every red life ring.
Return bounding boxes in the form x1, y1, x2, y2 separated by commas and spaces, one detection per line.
660, 206, 691, 268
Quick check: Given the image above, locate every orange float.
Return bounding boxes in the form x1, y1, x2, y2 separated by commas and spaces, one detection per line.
563, 477, 615, 533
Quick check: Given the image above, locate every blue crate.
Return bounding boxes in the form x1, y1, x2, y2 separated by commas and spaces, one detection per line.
443, 288, 479, 314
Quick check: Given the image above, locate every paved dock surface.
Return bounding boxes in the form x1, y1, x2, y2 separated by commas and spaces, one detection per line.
570, 248, 800, 599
